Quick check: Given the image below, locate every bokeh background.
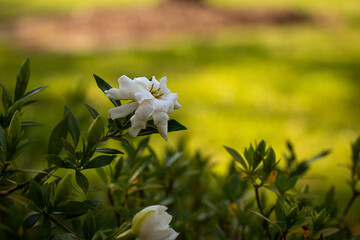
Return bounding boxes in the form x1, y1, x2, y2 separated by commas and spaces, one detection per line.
1, 0, 359, 226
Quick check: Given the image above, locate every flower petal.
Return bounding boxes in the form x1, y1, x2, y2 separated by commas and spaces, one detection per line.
108, 101, 138, 120
159, 77, 171, 95
174, 101, 181, 110
129, 101, 154, 137
143, 228, 178, 240
105, 88, 122, 100
152, 111, 169, 141
135, 90, 154, 104
134, 77, 152, 90
117, 75, 143, 99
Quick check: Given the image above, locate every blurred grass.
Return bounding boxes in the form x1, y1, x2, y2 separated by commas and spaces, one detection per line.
0, 0, 360, 222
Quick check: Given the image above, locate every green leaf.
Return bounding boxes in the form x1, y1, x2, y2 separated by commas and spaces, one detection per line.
224, 146, 247, 170
28, 180, 46, 209
1, 169, 45, 178
165, 152, 183, 167
352, 136, 360, 166
244, 146, 255, 169
21, 86, 47, 101
59, 233, 79, 240
83, 210, 96, 240
95, 147, 123, 155
46, 154, 72, 168
23, 213, 41, 231
21, 121, 44, 127
83, 200, 102, 209
318, 228, 339, 238
53, 173, 72, 207
48, 113, 70, 155
6, 195, 40, 212
250, 210, 280, 229
8, 110, 22, 142
7, 100, 23, 119
84, 104, 100, 119
350, 233, 360, 240
325, 186, 335, 207
275, 198, 288, 230
23, 99, 38, 107
64, 106, 80, 147
33, 166, 58, 184
53, 201, 90, 215
62, 138, 76, 160
13, 139, 36, 160
95, 167, 107, 184
137, 119, 187, 136
76, 171, 89, 194
93, 74, 120, 106
15, 58, 30, 101
305, 149, 331, 163
284, 176, 298, 192
128, 156, 152, 183
113, 158, 124, 182
83, 155, 116, 169
216, 225, 228, 240
87, 116, 103, 148
0, 82, 13, 111
42, 215, 52, 237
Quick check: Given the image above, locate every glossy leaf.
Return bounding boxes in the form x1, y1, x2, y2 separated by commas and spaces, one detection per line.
15, 58, 30, 101
224, 146, 247, 170
21, 121, 44, 127
28, 180, 46, 209
93, 74, 120, 106
83, 210, 96, 240
137, 119, 187, 136
64, 106, 80, 147
83, 155, 116, 169
87, 116, 103, 148
0, 82, 12, 111
48, 113, 69, 155
23, 213, 41, 231
53, 173, 72, 207
95, 147, 123, 155
84, 104, 100, 119
46, 154, 72, 168
76, 171, 89, 194
8, 110, 22, 142
21, 86, 47, 101
53, 201, 90, 215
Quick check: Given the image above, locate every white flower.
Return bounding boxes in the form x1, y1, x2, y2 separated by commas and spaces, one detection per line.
122, 205, 178, 240
105, 75, 181, 141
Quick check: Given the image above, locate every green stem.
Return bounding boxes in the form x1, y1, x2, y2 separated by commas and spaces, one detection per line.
254, 185, 272, 240
338, 189, 359, 225
108, 188, 120, 227
45, 213, 81, 240
0, 181, 29, 197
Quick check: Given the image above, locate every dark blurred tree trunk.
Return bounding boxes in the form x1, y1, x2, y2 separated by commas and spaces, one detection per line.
167, 0, 203, 3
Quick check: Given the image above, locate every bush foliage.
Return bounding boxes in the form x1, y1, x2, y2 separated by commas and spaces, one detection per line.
0, 60, 359, 240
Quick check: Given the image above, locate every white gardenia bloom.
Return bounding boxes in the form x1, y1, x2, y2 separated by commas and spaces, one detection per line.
105, 75, 181, 141
131, 205, 179, 240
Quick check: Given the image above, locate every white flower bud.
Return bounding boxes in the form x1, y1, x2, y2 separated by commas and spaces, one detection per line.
131, 205, 178, 240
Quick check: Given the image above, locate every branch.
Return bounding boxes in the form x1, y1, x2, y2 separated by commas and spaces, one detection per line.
108, 188, 120, 227
338, 189, 359, 226
0, 181, 29, 197
254, 185, 272, 240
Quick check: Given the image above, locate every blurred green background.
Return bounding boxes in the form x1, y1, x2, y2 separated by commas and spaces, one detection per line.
0, 0, 359, 227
